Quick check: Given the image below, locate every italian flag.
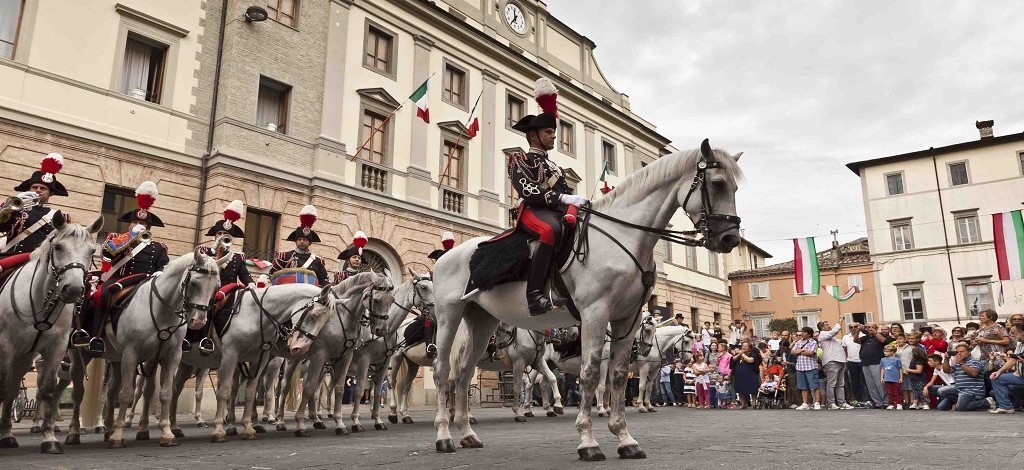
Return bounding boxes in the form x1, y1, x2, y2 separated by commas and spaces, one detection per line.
823, 285, 859, 302
466, 92, 482, 139
793, 237, 820, 295
993, 210, 1024, 280
599, 161, 613, 194
410, 78, 429, 123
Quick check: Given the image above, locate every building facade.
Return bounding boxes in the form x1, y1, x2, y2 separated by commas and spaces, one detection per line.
846, 121, 1024, 328
729, 238, 878, 338
1, 0, 734, 404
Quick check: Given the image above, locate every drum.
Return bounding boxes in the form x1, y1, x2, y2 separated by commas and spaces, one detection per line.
271, 268, 319, 286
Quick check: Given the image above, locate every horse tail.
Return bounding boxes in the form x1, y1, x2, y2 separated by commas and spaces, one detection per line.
392, 353, 410, 393
448, 320, 471, 385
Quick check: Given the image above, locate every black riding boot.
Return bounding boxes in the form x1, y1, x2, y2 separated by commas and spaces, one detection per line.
423, 319, 436, 358
527, 244, 564, 316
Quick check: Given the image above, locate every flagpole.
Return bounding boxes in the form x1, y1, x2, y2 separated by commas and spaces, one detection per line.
348, 73, 435, 162
438, 90, 484, 192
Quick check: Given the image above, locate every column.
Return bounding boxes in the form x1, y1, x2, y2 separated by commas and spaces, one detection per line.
313, 0, 353, 183
405, 33, 435, 207
583, 122, 597, 197
478, 68, 503, 226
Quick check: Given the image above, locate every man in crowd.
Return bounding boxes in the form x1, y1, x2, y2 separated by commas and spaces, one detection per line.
791, 326, 822, 410
842, 322, 868, 405
818, 320, 854, 409
937, 343, 993, 411
854, 323, 893, 408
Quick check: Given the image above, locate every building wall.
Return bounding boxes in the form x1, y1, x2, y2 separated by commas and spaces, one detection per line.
856, 138, 1024, 325
731, 264, 879, 335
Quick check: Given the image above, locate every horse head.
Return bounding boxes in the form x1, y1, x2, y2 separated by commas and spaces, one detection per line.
635, 315, 658, 357
37, 212, 103, 302
361, 273, 395, 336
183, 248, 223, 330
681, 139, 743, 253
675, 324, 696, 363
407, 269, 436, 315
288, 284, 336, 356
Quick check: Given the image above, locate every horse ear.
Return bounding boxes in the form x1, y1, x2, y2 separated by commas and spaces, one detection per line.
50, 210, 66, 230
700, 138, 715, 162
320, 284, 332, 299
732, 151, 743, 162
193, 247, 202, 265
88, 215, 104, 235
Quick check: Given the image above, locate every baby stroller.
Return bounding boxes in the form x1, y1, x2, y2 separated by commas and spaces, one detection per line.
754, 363, 787, 409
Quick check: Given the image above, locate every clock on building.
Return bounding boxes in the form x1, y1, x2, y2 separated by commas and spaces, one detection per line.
503, 2, 526, 35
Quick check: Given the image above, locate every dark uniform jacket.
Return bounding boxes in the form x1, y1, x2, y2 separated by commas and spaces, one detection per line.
104, 233, 169, 279
508, 149, 573, 210
271, 250, 330, 286
333, 267, 360, 285
0, 205, 60, 256
203, 248, 254, 286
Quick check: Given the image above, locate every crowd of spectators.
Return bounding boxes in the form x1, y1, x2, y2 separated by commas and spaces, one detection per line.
631, 311, 1024, 414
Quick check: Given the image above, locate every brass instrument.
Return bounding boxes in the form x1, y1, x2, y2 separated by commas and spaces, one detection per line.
136, 229, 153, 244
218, 235, 233, 250
2, 192, 40, 212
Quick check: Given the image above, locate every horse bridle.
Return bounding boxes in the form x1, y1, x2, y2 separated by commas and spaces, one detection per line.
360, 279, 395, 326
680, 157, 742, 243
4, 240, 89, 352
371, 276, 432, 357
149, 263, 215, 341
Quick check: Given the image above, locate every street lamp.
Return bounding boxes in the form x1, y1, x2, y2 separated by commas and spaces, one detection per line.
244, 6, 269, 22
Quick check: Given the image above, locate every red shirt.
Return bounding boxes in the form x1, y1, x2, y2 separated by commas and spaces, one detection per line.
923, 338, 948, 355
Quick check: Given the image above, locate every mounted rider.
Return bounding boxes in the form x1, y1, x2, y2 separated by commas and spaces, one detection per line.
270, 204, 329, 286
73, 181, 170, 354
186, 199, 254, 353
509, 78, 588, 316
334, 231, 368, 284
426, 231, 454, 264
0, 153, 70, 261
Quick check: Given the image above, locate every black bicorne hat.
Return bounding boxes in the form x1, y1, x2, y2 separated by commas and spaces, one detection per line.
15, 153, 69, 197
117, 181, 164, 227
205, 199, 246, 237
286, 205, 320, 242
511, 78, 559, 133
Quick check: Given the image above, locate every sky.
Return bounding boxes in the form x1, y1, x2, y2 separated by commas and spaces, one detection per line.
546, 0, 1024, 263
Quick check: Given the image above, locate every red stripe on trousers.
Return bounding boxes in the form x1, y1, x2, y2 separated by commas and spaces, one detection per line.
519, 209, 555, 245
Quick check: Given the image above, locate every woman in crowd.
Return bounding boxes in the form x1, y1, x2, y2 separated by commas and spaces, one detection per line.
732, 340, 762, 409
948, 327, 967, 353
692, 351, 712, 409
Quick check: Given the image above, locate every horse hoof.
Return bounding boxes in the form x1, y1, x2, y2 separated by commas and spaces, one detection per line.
460, 435, 483, 448
126, 421, 133, 428
617, 445, 647, 459
210, 434, 227, 444
648, 408, 657, 413
29, 425, 42, 433
554, 406, 564, 415
334, 427, 350, 436
95, 426, 106, 434
597, 411, 607, 418
514, 416, 527, 423
254, 425, 266, 434
638, 408, 648, 414
351, 424, 365, 433
103, 431, 112, 442
276, 423, 287, 432
0, 436, 18, 448
242, 432, 257, 441
294, 429, 311, 438
327, 413, 334, 419
106, 439, 125, 449
172, 428, 185, 438
64, 434, 81, 446
374, 423, 387, 431
388, 415, 398, 424
160, 437, 179, 447
578, 447, 606, 461
225, 427, 238, 436
435, 438, 457, 453
313, 422, 327, 430
546, 411, 558, 417
401, 417, 414, 425
468, 417, 478, 425
261, 417, 269, 424
196, 422, 209, 428
40, 441, 64, 454
524, 411, 534, 418
135, 430, 150, 441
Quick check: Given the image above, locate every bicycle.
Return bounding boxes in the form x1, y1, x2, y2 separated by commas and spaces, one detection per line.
11, 380, 35, 423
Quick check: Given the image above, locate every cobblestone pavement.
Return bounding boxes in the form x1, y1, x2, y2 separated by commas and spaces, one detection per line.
2, 405, 1022, 469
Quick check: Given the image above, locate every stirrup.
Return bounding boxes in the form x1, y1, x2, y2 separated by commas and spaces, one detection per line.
70, 330, 90, 348
181, 339, 192, 352
199, 338, 215, 355
88, 338, 106, 355
425, 343, 437, 358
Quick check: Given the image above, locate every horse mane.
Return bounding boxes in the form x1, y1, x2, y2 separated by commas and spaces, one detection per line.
29, 224, 89, 262
592, 147, 743, 210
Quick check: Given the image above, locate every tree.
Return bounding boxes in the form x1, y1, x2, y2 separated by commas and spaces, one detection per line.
768, 317, 798, 334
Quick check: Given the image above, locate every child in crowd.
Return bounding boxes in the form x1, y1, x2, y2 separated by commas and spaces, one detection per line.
880, 345, 904, 410
683, 361, 697, 407
894, 333, 915, 406
716, 378, 731, 409
923, 353, 953, 408
905, 347, 929, 409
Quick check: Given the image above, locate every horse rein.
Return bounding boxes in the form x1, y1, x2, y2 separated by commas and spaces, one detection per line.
4, 239, 89, 351
149, 264, 215, 341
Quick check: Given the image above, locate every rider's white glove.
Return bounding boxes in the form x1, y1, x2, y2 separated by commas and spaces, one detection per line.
559, 194, 588, 206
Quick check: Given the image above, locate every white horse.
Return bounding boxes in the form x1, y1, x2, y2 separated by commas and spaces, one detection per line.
634, 323, 696, 413
430, 140, 742, 460
467, 325, 564, 422
347, 273, 434, 432
0, 214, 102, 453
273, 273, 391, 437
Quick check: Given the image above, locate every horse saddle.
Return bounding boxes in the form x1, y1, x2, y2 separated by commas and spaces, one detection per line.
107, 282, 144, 332
403, 314, 429, 346
466, 216, 578, 293
186, 283, 246, 345
0, 252, 31, 288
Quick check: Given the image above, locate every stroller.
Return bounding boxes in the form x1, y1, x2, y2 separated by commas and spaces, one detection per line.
754, 363, 787, 409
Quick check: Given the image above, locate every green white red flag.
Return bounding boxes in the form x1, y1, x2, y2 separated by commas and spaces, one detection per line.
466, 92, 482, 139
822, 285, 859, 302
599, 161, 613, 194
993, 210, 1024, 280
410, 78, 429, 123
793, 237, 819, 295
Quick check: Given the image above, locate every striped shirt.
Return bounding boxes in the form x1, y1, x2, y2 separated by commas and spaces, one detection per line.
792, 339, 820, 371
953, 359, 987, 399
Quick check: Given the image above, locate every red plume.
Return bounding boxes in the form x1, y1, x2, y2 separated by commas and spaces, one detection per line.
41, 153, 64, 175
298, 205, 317, 228
441, 231, 454, 250
223, 200, 244, 222
534, 78, 558, 117
135, 181, 158, 209
353, 231, 367, 256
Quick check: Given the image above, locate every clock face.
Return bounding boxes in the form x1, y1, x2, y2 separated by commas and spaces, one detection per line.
504, 3, 526, 34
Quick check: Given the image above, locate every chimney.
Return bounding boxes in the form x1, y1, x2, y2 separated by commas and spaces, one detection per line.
976, 120, 994, 139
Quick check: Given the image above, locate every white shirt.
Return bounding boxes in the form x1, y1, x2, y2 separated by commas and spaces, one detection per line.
841, 332, 864, 363
768, 338, 781, 352
701, 328, 712, 346
819, 324, 846, 364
